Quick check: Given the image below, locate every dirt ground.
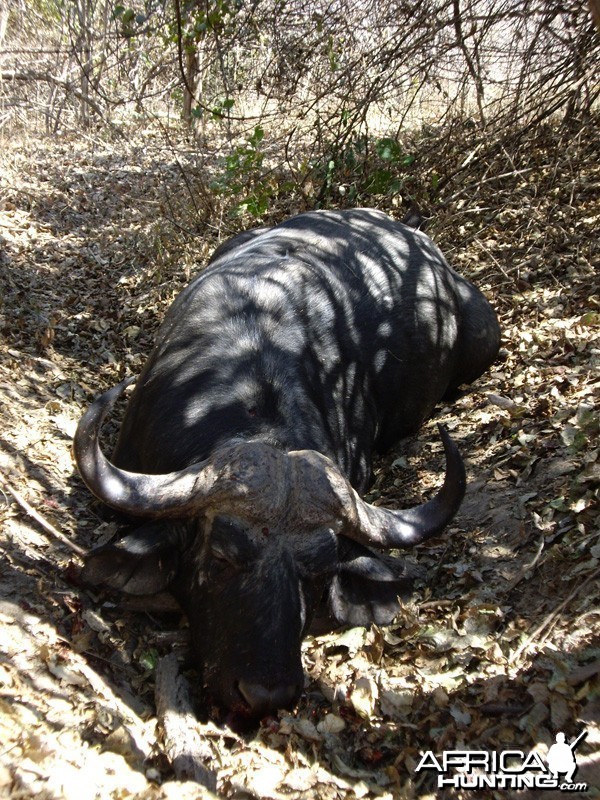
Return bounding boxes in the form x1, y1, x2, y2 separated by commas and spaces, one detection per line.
0, 120, 598, 799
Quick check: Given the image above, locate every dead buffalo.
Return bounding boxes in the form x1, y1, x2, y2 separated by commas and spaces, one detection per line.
74, 208, 500, 719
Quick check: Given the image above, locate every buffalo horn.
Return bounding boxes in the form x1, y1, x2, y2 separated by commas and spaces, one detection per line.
75, 382, 466, 542
73, 379, 226, 517
344, 426, 466, 548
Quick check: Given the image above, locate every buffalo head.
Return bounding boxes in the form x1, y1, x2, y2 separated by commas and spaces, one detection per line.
74, 378, 465, 720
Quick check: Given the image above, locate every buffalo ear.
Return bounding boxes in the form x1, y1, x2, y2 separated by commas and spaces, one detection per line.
82, 521, 180, 595
328, 539, 413, 627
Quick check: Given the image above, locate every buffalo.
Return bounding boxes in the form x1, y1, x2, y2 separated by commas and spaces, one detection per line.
74, 208, 500, 720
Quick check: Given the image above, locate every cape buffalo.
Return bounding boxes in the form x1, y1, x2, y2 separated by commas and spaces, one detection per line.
74, 208, 500, 719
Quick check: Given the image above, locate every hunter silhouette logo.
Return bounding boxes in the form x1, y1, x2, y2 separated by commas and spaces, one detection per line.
546, 732, 585, 784
415, 730, 589, 792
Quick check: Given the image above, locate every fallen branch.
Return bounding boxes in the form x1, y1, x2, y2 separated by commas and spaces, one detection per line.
509, 565, 600, 669
155, 653, 218, 793
506, 534, 545, 591
1, 475, 87, 557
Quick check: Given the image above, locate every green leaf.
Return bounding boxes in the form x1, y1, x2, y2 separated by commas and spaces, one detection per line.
233, 193, 270, 218
376, 137, 402, 162
250, 125, 264, 145
138, 649, 158, 671
548, 496, 568, 511
366, 169, 393, 194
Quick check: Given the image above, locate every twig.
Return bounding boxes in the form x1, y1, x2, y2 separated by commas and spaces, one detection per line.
0, 475, 87, 557
472, 235, 520, 291
506, 534, 545, 591
0, 70, 105, 119
452, 0, 486, 126
447, 166, 542, 205
509, 566, 600, 670
155, 654, 218, 793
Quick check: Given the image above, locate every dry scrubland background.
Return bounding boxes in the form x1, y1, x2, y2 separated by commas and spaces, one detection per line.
0, 1, 599, 798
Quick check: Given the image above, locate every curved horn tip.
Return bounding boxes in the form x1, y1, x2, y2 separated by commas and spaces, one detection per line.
436, 423, 467, 494
346, 423, 467, 550
73, 376, 137, 495
103, 375, 136, 399
74, 377, 135, 452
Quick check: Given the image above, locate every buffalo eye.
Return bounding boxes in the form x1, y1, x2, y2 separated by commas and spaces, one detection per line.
209, 544, 241, 576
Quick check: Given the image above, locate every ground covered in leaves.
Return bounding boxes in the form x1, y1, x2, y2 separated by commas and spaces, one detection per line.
0, 118, 598, 800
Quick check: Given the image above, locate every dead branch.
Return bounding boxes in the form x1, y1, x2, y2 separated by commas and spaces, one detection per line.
509, 566, 600, 669
1, 475, 88, 557
0, 69, 105, 119
155, 653, 218, 793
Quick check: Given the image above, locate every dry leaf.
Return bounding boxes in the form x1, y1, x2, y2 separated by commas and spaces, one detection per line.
350, 676, 379, 719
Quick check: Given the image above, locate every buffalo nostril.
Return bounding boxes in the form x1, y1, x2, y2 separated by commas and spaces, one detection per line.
237, 680, 300, 715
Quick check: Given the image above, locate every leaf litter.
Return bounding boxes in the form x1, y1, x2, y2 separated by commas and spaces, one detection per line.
0, 118, 599, 798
